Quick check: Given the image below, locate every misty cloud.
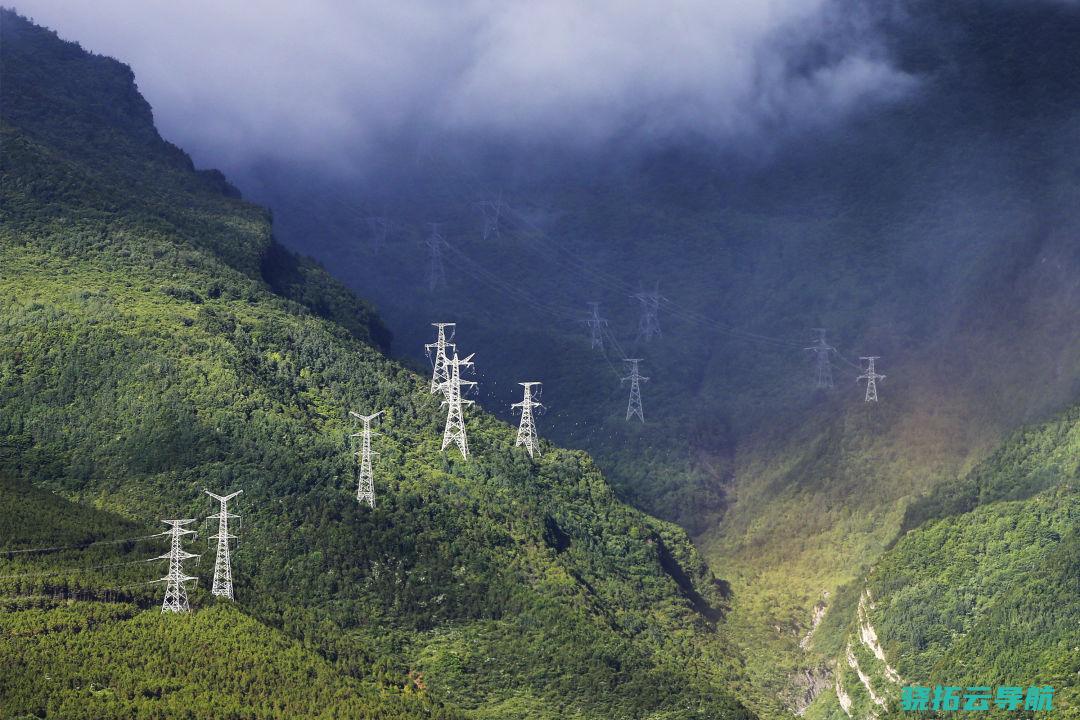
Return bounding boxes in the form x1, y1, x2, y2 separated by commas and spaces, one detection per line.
11, 0, 915, 171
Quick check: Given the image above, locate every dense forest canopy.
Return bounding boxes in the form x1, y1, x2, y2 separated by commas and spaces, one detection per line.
1, 3, 1078, 718
0, 9, 756, 719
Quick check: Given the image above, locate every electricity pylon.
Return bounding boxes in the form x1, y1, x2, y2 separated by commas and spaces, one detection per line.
441, 353, 476, 459
350, 410, 383, 508
858, 356, 885, 402
805, 328, 835, 389
158, 519, 198, 614
584, 301, 609, 350
632, 283, 665, 343
426, 223, 447, 291
425, 322, 456, 396
366, 216, 388, 253
204, 490, 241, 600
477, 192, 505, 241
622, 358, 648, 422
512, 382, 543, 457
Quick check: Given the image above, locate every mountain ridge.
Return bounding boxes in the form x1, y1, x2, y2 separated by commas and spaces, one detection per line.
0, 9, 756, 719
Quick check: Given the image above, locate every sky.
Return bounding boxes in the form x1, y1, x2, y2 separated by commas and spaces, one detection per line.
11, 0, 916, 173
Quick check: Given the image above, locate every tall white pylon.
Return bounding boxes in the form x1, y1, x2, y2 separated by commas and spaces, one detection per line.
425, 322, 456, 396
477, 192, 505, 241
632, 283, 665, 343
350, 410, 383, 508
366, 216, 389, 253
204, 490, 242, 600
584, 302, 609, 350
512, 382, 543, 457
159, 519, 198, 614
805, 328, 835, 389
441, 353, 476, 459
858, 356, 885, 402
426, 223, 447, 291
622, 358, 648, 422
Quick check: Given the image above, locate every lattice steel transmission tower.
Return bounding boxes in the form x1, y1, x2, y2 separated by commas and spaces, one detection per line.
805, 328, 835, 389
476, 193, 505, 241
632, 283, 665, 343
512, 382, 543, 457
441, 353, 476, 459
205, 490, 242, 600
425, 322, 456, 396
350, 410, 383, 507
584, 302, 609, 350
426, 223, 447, 291
857, 356, 885, 402
622, 358, 648, 422
366, 216, 389, 253
158, 519, 198, 614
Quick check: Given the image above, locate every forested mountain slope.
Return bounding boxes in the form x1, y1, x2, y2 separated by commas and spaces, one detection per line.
806, 404, 1080, 720
0, 10, 754, 719
241, 0, 1080, 709
0, 475, 461, 720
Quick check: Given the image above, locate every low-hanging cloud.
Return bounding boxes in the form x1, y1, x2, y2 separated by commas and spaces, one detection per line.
11, 0, 915, 171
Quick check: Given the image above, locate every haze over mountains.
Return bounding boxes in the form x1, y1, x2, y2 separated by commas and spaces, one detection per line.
196, 1, 1080, 713
2, 2, 1079, 718
14, 0, 917, 169
1, 10, 759, 718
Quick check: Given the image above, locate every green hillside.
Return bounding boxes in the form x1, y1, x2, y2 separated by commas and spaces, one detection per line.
2, 601, 457, 720
0, 477, 459, 720
804, 403, 1080, 720
261, 109, 1080, 718
243, 2, 1080, 709
0, 10, 754, 719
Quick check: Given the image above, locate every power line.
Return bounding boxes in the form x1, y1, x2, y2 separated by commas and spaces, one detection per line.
833, 347, 865, 371
424, 156, 639, 297
205, 490, 242, 600
805, 328, 835, 389
857, 356, 885, 402
590, 323, 630, 383
1, 532, 165, 556
0, 557, 158, 581
100, 580, 163, 592
158, 519, 198, 614
512, 382, 543, 457
366, 216, 389, 254
2, 579, 162, 601
440, 241, 581, 321
421, 155, 816, 350
425, 322, 457, 397
584, 301, 609, 350
314, 155, 874, 367
322, 154, 881, 393
350, 411, 382, 508
622, 358, 648, 423
632, 283, 665, 343
426, 222, 448, 292
476, 192, 506, 241
330, 158, 817, 358
601, 322, 629, 361
441, 352, 476, 460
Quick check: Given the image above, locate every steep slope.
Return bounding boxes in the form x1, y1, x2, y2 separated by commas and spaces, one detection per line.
0, 475, 459, 719
240, 0, 1080, 710
0, 5, 391, 354
808, 405, 1080, 719
3, 601, 457, 720
0, 11, 753, 719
